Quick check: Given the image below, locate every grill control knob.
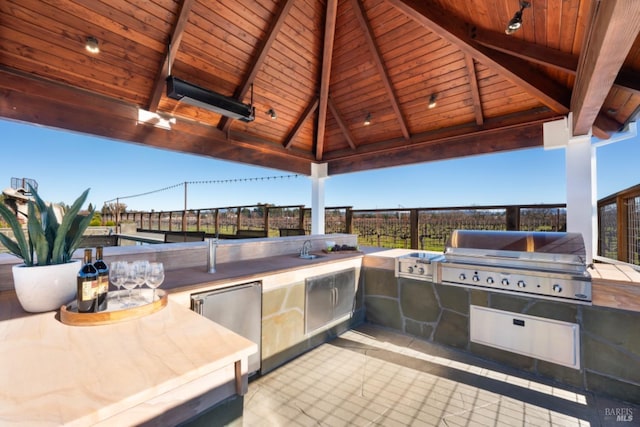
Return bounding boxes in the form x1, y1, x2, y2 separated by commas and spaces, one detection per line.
486, 277, 494, 284
552, 284, 563, 293
501, 278, 509, 286
407, 266, 414, 273
459, 273, 466, 281
472, 275, 480, 282
418, 267, 425, 274
517, 280, 526, 288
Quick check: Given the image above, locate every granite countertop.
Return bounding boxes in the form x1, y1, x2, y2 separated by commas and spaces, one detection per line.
0, 292, 257, 426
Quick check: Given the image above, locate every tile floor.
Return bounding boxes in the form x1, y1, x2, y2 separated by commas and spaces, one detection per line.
243, 323, 639, 426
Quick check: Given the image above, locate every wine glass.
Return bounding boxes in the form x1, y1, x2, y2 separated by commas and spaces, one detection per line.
109, 261, 127, 302
131, 260, 149, 303
120, 262, 138, 307
145, 262, 165, 302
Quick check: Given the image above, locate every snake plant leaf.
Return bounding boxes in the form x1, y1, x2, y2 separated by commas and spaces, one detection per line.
27, 202, 50, 266
0, 233, 24, 262
43, 203, 60, 248
0, 201, 32, 265
51, 188, 90, 264
30, 184, 49, 224
63, 212, 94, 263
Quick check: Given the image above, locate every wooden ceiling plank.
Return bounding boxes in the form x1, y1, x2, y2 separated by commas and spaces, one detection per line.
284, 98, 319, 149
464, 54, 484, 126
316, 0, 339, 161
328, 96, 357, 150
147, 0, 196, 112
219, 0, 296, 132
350, 0, 410, 140
571, 0, 640, 136
387, 0, 571, 114
472, 27, 640, 95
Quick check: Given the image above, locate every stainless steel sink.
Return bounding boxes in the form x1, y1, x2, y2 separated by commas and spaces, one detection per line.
299, 254, 323, 260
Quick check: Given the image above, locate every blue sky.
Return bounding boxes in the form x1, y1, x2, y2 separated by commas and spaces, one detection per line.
1, 118, 639, 212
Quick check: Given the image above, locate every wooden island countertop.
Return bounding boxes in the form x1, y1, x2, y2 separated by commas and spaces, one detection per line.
0, 291, 256, 426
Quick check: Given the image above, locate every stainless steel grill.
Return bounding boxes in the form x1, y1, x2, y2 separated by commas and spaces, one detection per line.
437, 230, 592, 303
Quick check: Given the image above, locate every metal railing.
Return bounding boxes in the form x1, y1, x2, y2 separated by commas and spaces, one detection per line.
598, 183, 640, 265
102, 203, 567, 252
3, 189, 638, 264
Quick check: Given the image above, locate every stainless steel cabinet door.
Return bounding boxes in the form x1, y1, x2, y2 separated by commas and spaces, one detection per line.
305, 268, 356, 334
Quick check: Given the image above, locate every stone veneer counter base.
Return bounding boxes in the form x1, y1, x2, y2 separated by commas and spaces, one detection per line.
362, 249, 640, 405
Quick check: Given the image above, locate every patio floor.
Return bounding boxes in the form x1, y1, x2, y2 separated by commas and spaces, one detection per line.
242, 323, 638, 426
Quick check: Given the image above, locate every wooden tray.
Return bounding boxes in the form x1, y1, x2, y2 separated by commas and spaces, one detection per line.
60, 289, 167, 326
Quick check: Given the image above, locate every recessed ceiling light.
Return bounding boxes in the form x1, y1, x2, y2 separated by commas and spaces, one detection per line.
364, 113, 372, 126
267, 108, 277, 120
85, 36, 99, 54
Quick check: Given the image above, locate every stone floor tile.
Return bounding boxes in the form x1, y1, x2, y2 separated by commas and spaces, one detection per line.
244, 323, 638, 426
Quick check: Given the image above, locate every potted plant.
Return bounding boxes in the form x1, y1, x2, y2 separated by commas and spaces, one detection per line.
0, 186, 94, 312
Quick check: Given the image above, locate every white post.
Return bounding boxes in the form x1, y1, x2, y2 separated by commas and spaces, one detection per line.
565, 135, 597, 264
544, 114, 597, 263
310, 163, 328, 235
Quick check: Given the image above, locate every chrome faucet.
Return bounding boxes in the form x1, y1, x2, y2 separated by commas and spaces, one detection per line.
301, 240, 312, 257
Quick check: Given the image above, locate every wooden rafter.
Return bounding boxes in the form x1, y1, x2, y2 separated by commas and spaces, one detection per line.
464, 55, 483, 126
571, 0, 640, 136
387, 0, 571, 114
316, 0, 338, 161
351, 0, 410, 140
146, 0, 195, 112
284, 98, 319, 150
328, 97, 357, 150
219, 0, 296, 133
471, 27, 640, 95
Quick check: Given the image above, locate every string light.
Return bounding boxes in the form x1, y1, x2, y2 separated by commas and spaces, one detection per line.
104, 174, 300, 204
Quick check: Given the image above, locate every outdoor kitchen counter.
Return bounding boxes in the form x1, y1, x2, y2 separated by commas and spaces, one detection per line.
363, 248, 640, 313
160, 250, 367, 303
0, 290, 257, 426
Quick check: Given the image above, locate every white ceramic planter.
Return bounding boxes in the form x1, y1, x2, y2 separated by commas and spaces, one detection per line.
12, 260, 81, 313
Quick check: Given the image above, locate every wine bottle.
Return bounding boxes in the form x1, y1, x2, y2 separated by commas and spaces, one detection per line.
94, 246, 109, 311
77, 248, 98, 313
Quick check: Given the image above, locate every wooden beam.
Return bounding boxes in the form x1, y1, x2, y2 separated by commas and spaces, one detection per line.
571, 0, 640, 136
219, 0, 295, 132
147, 0, 195, 112
351, 0, 410, 140
316, 0, 338, 160
387, 0, 571, 114
328, 97, 357, 150
471, 27, 640, 95
327, 121, 545, 174
464, 55, 483, 126
0, 67, 312, 174
284, 98, 319, 149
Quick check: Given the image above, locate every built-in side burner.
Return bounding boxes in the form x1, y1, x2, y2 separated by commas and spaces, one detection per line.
395, 252, 444, 281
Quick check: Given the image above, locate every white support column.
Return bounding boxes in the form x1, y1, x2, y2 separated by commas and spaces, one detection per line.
566, 135, 597, 264
310, 163, 328, 235
544, 114, 597, 263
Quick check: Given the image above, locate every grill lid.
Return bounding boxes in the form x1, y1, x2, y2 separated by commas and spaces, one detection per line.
444, 230, 588, 269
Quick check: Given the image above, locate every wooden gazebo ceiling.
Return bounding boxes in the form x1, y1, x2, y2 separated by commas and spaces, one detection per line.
0, 0, 639, 175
